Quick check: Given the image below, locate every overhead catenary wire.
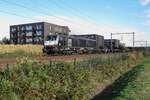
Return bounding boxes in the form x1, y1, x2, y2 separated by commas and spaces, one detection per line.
0, 0, 135, 36
0, 9, 43, 40
0, 0, 73, 23
49, 0, 110, 32
0, 9, 41, 22
58, 0, 139, 47
21, 0, 107, 33
0, 0, 108, 33
59, 0, 124, 32
0, 0, 109, 41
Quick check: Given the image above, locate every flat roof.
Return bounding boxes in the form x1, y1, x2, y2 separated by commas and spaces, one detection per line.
10, 22, 44, 27
104, 39, 120, 41
10, 22, 69, 28
72, 34, 104, 37
69, 35, 96, 42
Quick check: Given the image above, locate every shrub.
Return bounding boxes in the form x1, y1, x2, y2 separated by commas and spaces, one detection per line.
0, 58, 93, 100
0, 53, 143, 99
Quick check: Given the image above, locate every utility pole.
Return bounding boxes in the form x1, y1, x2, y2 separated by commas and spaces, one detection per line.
135, 41, 148, 50
146, 41, 148, 48
111, 33, 113, 52
133, 32, 135, 47
111, 32, 135, 52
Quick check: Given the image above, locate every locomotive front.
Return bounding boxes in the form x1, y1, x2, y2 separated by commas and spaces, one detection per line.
43, 35, 59, 54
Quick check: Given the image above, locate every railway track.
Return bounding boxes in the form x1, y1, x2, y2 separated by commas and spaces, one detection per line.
0, 54, 102, 67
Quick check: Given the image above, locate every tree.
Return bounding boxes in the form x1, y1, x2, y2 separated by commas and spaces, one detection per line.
1, 37, 10, 44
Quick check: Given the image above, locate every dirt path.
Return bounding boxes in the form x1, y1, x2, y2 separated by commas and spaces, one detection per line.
0, 54, 99, 67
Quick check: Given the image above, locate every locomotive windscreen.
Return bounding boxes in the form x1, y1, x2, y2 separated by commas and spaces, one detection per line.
46, 35, 57, 41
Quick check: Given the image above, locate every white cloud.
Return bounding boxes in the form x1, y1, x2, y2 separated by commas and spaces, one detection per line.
34, 16, 150, 46
144, 9, 150, 18
140, 0, 150, 6
36, 16, 136, 36
0, 16, 38, 40
0, 15, 150, 46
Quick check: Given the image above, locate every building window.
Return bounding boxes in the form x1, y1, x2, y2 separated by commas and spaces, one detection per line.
20, 32, 26, 37
55, 27, 64, 33
26, 38, 32, 43
17, 38, 20, 43
11, 27, 16, 32
11, 40, 13, 43
26, 25, 32, 30
36, 31, 42, 36
33, 37, 43, 43
20, 39, 26, 44
36, 24, 42, 30
17, 26, 20, 31
50, 26, 52, 31
39, 24, 42, 29
21, 26, 25, 31
35, 37, 39, 42
17, 32, 20, 37
22, 32, 26, 36
26, 32, 32, 36
62, 29, 66, 33
10, 33, 14, 38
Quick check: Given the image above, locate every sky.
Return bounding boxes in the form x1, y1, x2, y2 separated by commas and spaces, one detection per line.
0, 0, 150, 46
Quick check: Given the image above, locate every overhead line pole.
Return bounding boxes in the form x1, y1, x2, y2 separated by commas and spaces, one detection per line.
111, 32, 135, 52
135, 41, 148, 48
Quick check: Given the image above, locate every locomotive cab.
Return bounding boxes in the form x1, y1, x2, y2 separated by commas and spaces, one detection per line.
43, 35, 59, 54
43, 35, 68, 54
44, 35, 59, 47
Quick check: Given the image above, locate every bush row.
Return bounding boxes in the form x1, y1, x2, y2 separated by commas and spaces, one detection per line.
0, 52, 144, 100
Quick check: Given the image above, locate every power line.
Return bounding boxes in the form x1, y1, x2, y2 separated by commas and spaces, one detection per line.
8, 0, 106, 32
0, 9, 41, 21
0, 0, 107, 33
0, 9, 43, 40
49, 0, 108, 32
111, 32, 135, 51
59, 0, 127, 32
3, 0, 124, 35
0, 0, 131, 35
22, 0, 106, 33
0, 0, 73, 23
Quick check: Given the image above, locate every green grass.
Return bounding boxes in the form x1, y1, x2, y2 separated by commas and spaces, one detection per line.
92, 57, 150, 100
114, 58, 150, 100
0, 52, 144, 100
0, 59, 92, 100
0, 50, 43, 58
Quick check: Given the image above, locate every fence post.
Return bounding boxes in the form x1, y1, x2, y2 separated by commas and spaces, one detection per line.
49, 60, 52, 67
74, 58, 76, 66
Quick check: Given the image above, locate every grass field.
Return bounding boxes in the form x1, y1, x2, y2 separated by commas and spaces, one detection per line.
0, 45, 43, 58
114, 58, 150, 100
92, 57, 150, 100
0, 52, 144, 100
0, 45, 149, 100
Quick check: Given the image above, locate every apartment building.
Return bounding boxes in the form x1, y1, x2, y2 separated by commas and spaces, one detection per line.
10, 22, 70, 44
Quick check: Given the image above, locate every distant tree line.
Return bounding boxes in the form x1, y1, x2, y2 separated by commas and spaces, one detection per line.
0, 37, 10, 44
